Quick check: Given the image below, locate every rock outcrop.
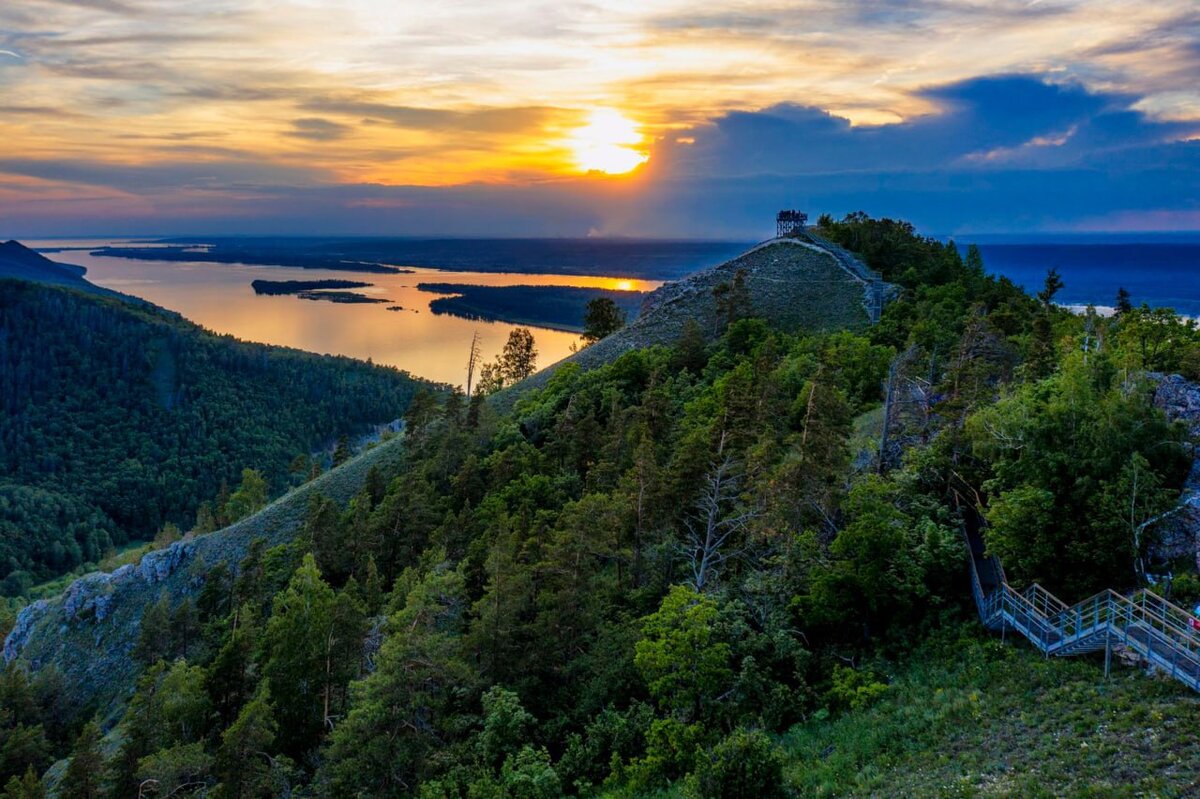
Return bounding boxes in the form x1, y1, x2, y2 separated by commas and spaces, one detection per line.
1151, 374, 1200, 564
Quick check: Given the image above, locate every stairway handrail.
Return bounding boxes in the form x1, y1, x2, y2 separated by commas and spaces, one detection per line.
964, 526, 1200, 690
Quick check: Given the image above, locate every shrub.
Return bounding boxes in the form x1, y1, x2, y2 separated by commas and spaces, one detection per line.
684, 728, 788, 799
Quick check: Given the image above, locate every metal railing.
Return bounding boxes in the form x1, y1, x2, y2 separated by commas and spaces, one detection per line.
965, 527, 1200, 692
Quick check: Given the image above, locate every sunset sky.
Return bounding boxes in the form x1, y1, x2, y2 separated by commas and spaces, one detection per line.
2, 0, 1198, 237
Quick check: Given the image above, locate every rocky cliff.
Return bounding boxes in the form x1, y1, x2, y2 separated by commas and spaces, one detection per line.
1151, 373, 1200, 564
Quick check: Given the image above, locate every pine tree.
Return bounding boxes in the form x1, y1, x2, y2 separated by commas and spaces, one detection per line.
214, 686, 277, 799
1115, 286, 1133, 315
1026, 269, 1065, 379
59, 722, 103, 799
262, 555, 363, 757
322, 559, 477, 796
206, 605, 260, 728
671, 319, 708, 374
171, 599, 200, 661
582, 297, 626, 345
2, 768, 44, 799
331, 435, 352, 467
133, 594, 173, 665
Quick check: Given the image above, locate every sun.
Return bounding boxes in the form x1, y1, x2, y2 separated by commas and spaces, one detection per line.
615, 279, 635, 291
569, 109, 648, 175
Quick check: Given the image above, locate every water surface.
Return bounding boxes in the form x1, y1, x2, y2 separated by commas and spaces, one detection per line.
30, 240, 661, 386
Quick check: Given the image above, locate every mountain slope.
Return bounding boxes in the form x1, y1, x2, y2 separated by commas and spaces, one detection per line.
0, 241, 128, 299
2, 234, 891, 714
509, 235, 890, 399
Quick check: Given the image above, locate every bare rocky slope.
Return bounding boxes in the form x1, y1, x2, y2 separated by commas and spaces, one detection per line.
3, 235, 892, 715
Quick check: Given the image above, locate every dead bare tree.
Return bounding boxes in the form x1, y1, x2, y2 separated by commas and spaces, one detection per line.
465, 331, 482, 397
682, 436, 759, 592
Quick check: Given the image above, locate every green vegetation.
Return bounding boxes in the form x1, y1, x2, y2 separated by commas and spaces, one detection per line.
0, 279, 433, 594
582, 297, 628, 345
780, 631, 1200, 798
5, 215, 1200, 796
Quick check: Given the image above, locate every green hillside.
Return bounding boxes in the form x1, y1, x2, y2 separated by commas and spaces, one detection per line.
0, 276, 434, 594
3, 218, 1200, 797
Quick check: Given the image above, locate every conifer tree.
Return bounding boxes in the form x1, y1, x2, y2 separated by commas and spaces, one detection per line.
582, 297, 626, 345
60, 722, 104, 799
214, 686, 277, 799
1, 768, 43, 799
133, 594, 173, 665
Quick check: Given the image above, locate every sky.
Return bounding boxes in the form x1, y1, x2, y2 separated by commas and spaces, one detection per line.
1, 0, 1198, 238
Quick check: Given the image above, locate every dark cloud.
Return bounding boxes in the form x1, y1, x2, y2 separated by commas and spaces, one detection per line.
298, 98, 569, 134
0, 157, 329, 192
286, 118, 350, 142
653, 75, 1194, 179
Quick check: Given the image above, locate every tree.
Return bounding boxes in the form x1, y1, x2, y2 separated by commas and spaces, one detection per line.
713, 268, 752, 329
224, 469, 268, 523
1, 769, 43, 799
582, 298, 626, 345
322, 559, 477, 796
634, 585, 732, 722
214, 686, 279, 799
403, 390, 441, 437
476, 362, 504, 396
60, 722, 104, 799
1036, 268, 1064, 307
466, 331, 483, 397
1115, 286, 1133, 315
1026, 269, 1066, 379
500, 328, 538, 383
133, 594, 173, 665
262, 555, 348, 758
206, 605, 260, 728
331, 435, 352, 468
965, 243, 985, 276
682, 451, 756, 593
107, 661, 211, 798
672, 319, 708, 374
135, 742, 212, 798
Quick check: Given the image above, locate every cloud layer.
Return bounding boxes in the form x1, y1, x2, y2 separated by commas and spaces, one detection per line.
1, 0, 1198, 236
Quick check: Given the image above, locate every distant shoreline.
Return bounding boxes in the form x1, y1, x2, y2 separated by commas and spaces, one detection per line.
421, 283, 646, 333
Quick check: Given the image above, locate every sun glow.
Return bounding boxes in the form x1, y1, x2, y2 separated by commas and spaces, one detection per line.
569, 109, 648, 174
615, 279, 635, 291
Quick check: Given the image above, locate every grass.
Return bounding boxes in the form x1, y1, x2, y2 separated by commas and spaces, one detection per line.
781, 628, 1200, 798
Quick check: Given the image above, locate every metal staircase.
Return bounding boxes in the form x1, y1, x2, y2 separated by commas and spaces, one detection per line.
965, 524, 1200, 691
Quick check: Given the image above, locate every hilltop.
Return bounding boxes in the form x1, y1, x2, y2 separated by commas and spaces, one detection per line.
513, 233, 891, 395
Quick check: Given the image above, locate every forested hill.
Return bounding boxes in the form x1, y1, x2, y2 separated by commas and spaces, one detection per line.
0, 275, 435, 594
0, 241, 100, 293
5, 218, 1200, 797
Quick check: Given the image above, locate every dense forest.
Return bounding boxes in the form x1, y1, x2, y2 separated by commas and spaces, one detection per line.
4, 215, 1200, 797
0, 280, 432, 595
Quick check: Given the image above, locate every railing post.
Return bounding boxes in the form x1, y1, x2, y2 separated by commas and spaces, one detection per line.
1105, 631, 1112, 679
